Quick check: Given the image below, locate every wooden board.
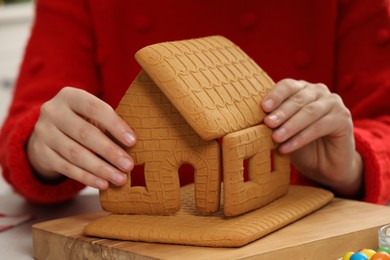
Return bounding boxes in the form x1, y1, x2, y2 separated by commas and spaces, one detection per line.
32, 198, 390, 259
84, 185, 333, 247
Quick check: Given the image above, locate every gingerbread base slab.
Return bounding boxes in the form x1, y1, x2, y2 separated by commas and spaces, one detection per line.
32, 192, 390, 259
84, 185, 332, 247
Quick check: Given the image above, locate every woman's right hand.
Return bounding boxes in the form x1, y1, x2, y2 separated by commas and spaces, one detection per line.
27, 87, 137, 190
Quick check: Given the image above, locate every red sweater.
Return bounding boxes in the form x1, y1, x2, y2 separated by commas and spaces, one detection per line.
0, 0, 389, 205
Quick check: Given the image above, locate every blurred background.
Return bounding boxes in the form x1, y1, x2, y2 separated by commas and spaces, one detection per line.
0, 0, 34, 194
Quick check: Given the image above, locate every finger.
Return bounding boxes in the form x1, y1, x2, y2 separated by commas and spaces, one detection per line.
264, 82, 330, 128
54, 155, 110, 190
27, 133, 64, 180
59, 87, 137, 147
47, 128, 128, 186
41, 145, 109, 190
272, 98, 333, 143
277, 112, 345, 154
53, 110, 135, 173
264, 86, 319, 128
261, 79, 306, 113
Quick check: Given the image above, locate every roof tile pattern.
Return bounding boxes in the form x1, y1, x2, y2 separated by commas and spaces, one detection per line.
136, 35, 274, 140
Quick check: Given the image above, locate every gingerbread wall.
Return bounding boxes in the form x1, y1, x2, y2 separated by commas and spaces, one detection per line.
100, 36, 290, 217
100, 71, 221, 215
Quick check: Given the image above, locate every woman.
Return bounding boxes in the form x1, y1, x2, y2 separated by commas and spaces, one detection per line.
0, 0, 389, 204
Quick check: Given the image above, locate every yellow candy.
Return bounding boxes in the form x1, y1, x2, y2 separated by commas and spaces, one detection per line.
343, 251, 355, 260
360, 248, 377, 258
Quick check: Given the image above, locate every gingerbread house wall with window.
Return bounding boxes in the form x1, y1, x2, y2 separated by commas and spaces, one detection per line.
99, 35, 290, 217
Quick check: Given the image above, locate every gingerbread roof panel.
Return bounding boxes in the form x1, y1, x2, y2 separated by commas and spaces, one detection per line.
135, 35, 274, 140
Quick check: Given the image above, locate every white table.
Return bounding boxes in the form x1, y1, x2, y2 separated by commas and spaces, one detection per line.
0, 192, 101, 259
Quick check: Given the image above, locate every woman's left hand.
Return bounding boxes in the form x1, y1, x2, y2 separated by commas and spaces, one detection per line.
261, 79, 363, 197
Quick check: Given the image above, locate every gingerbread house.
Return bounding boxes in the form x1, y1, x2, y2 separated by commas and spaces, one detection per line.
99, 35, 290, 217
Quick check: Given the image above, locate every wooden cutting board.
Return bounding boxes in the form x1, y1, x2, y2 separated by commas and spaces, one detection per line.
32, 197, 390, 260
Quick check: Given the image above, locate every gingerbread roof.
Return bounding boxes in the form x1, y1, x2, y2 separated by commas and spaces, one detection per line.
135, 35, 274, 141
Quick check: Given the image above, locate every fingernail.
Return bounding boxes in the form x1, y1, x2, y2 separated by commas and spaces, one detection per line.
119, 157, 133, 171
124, 132, 136, 146
263, 99, 274, 110
112, 172, 125, 184
268, 114, 278, 122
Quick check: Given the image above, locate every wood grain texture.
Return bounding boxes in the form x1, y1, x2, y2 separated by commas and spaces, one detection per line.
33, 194, 390, 259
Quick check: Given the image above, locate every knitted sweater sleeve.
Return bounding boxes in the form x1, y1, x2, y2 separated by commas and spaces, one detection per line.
355, 118, 390, 204
336, 0, 390, 204
0, 0, 100, 204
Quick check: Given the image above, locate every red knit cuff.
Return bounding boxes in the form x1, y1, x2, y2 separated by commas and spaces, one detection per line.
354, 127, 387, 204
5, 105, 85, 204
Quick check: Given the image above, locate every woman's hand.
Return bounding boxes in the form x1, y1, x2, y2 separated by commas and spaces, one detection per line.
27, 87, 137, 190
261, 79, 363, 197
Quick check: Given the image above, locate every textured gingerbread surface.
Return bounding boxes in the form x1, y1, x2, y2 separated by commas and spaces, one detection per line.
100, 35, 288, 216
88, 36, 324, 247
222, 124, 290, 216
100, 71, 221, 214
86, 185, 333, 247
135, 35, 274, 141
